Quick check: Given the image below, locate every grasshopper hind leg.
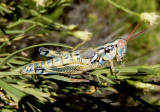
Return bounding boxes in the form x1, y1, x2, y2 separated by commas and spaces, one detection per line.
35, 66, 61, 75
35, 66, 46, 75
35, 67, 59, 75
39, 47, 57, 58
39, 47, 49, 56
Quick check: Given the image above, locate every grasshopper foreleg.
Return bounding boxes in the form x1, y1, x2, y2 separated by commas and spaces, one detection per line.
108, 60, 119, 75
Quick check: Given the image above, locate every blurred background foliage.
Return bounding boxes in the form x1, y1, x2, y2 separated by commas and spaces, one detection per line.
0, 0, 160, 111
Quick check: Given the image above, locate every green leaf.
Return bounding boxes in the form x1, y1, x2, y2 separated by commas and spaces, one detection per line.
0, 30, 24, 34
0, 58, 29, 65
0, 79, 53, 111
47, 75, 72, 82
11, 84, 51, 101
0, 79, 27, 102
0, 4, 12, 14
104, 87, 118, 93
0, 72, 22, 76
13, 56, 31, 62
1, 109, 14, 112
6, 19, 23, 29
47, 75, 90, 82
138, 68, 160, 75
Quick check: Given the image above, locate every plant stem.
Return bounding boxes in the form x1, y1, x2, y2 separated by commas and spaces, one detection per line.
72, 40, 87, 51
0, 25, 36, 50
106, 0, 139, 17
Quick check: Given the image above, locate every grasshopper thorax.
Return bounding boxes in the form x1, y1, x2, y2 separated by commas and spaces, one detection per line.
95, 38, 127, 62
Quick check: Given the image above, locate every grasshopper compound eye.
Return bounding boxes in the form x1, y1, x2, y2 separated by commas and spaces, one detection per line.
118, 39, 125, 49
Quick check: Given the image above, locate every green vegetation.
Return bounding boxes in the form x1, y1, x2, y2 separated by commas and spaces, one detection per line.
0, 0, 160, 111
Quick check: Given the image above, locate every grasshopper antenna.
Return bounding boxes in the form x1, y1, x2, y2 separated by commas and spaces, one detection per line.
125, 21, 148, 44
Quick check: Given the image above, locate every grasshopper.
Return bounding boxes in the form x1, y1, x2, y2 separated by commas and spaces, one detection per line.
21, 22, 147, 75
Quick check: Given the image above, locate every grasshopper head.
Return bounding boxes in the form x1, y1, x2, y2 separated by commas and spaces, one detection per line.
115, 21, 148, 61
116, 39, 127, 61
